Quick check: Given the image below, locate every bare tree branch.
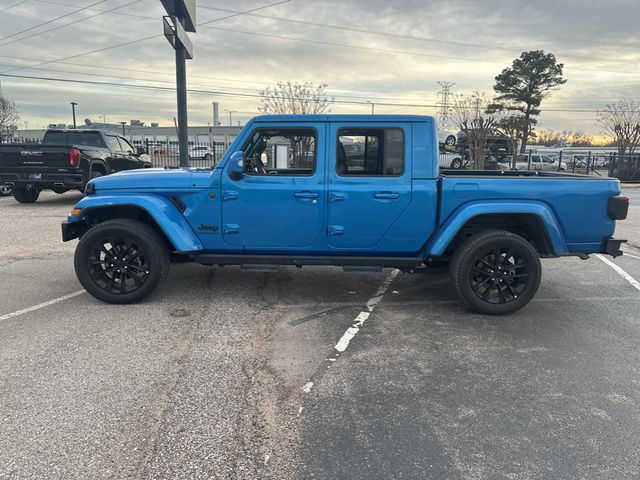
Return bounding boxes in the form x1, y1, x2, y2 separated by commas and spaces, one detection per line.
450, 91, 497, 169
259, 81, 334, 115
597, 99, 640, 157
0, 93, 19, 131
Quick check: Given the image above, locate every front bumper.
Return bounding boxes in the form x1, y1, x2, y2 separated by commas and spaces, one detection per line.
61, 221, 87, 242
604, 238, 627, 258
1, 172, 84, 189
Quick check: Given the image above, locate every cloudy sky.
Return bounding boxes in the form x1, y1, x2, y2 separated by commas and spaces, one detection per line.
1, 0, 639, 134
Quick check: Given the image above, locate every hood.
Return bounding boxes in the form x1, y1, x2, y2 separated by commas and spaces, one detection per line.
91, 168, 195, 191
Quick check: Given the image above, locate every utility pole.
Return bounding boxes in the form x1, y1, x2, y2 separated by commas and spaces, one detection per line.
366, 101, 375, 114
70, 102, 77, 129
225, 109, 236, 126
118, 121, 127, 136
161, 1, 195, 168
436, 81, 455, 129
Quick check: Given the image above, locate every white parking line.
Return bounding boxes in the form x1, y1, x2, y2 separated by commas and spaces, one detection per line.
622, 252, 640, 260
595, 254, 640, 292
0, 290, 85, 322
301, 269, 399, 393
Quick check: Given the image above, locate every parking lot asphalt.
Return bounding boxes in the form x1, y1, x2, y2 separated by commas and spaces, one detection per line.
1, 191, 639, 480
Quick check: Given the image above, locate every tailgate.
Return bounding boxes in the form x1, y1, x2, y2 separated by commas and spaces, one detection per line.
0, 144, 71, 169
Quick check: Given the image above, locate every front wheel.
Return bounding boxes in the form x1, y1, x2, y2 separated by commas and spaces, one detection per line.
74, 219, 169, 304
13, 187, 40, 203
204, 153, 212, 161
0, 184, 12, 196
449, 230, 541, 315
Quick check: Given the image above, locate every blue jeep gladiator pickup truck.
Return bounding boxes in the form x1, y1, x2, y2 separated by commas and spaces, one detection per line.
61, 115, 628, 314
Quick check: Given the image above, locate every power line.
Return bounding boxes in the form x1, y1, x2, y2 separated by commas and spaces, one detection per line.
8, 0, 640, 77
0, 0, 293, 75
0, 0, 107, 42
0, 0, 30, 14
0, 72, 624, 113
0, 0, 144, 48
199, 5, 635, 66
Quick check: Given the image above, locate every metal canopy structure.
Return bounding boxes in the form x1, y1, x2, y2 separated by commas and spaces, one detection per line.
161, 0, 196, 167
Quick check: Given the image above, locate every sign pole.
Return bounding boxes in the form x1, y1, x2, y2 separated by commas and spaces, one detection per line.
175, 46, 189, 167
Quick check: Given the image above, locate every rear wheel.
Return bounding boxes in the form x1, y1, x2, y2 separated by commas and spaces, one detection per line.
74, 219, 169, 304
445, 135, 456, 146
0, 184, 12, 196
204, 153, 212, 161
13, 187, 40, 203
450, 230, 541, 315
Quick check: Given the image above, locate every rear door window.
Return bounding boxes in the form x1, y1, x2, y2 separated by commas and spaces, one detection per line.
336, 128, 404, 176
105, 135, 121, 152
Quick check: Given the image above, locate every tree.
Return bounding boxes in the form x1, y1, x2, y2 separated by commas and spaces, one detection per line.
0, 92, 19, 132
533, 129, 594, 147
492, 50, 566, 153
450, 91, 497, 169
596, 99, 640, 157
259, 81, 334, 114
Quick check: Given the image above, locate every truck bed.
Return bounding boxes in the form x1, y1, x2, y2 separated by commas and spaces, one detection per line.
437, 171, 620, 253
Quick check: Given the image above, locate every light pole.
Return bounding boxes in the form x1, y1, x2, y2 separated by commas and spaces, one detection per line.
225, 109, 236, 126
118, 121, 126, 136
366, 101, 375, 114
70, 102, 77, 129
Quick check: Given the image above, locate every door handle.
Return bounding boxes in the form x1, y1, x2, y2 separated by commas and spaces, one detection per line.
330, 192, 346, 202
294, 191, 319, 199
374, 192, 400, 200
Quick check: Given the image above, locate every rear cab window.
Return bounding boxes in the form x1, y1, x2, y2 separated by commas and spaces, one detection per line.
336, 128, 404, 176
43, 131, 106, 148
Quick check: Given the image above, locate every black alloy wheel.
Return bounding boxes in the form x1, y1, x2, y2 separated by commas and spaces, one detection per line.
74, 219, 169, 304
468, 248, 529, 304
450, 230, 541, 315
87, 237, 151, 295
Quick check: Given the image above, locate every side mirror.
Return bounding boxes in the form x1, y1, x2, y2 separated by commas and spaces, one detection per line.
228, 151, 245, 180
136, 146, 147, 155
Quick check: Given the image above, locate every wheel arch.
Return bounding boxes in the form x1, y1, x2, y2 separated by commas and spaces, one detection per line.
70, 195, 203, 253
426, 201, 568, 257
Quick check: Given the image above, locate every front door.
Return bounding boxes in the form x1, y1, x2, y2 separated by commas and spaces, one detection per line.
327, 122, 412, 249
221, 124, 325, 249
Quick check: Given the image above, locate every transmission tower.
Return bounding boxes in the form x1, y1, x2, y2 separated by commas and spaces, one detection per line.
437, 81, 455, 129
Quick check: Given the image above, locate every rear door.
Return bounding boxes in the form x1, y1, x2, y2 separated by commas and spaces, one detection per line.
327, 122, 411, 249
221, 124, 326, 249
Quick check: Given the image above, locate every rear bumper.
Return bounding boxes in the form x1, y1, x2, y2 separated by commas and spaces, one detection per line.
604, 238, 627, 258
1, 172, 85, 189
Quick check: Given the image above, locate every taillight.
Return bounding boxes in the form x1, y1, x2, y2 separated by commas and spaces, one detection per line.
69, 148, 80, 168
608, 196, 629, 220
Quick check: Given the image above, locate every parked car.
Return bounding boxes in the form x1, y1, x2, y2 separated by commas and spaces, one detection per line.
62, 114, 627, 315
439, 151, 464, 169
509, 154, 565, 172
187, 145, 214, 160
437, 130, 457, 146
0, 129, 152, 203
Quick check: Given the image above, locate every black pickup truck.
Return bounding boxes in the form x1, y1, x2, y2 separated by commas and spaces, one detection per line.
0, 129, 152, 203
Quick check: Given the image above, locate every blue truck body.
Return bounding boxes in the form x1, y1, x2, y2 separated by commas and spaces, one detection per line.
62, 115, 628, 313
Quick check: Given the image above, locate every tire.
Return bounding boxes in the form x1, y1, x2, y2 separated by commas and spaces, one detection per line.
445, 135, 456, 146
74, 219, 170, 304
91, 170, 104, 180
13, 187, 40, 203
0, 184, 12, 196
450, 158, 463, 169
449, 230, 541, 315
204, 153, 212, 161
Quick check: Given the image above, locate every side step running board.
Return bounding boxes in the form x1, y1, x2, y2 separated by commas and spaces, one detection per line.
194, 254, 423, 269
